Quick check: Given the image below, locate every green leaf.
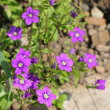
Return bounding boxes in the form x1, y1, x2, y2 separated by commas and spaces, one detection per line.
3, 0, 23, 20
0, 51, 11, 78
0, 85, 7, 98
0, 95, 12, 110
53, 93, 68, 109
51, 29, 59, 41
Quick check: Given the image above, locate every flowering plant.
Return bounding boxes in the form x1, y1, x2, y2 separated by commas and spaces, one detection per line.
0, 0, 105, 110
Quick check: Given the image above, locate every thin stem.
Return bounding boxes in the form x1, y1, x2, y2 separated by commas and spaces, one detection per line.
44, 14, 48, 38
27, 34, 32, 50
86, 86, 96, 89
27, 27, 37, 50
36, 25, 42, 61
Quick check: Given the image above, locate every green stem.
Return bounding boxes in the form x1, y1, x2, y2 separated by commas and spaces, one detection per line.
44, 14, 48, 38
27, 27, 37, 50
86, 86, 96, 89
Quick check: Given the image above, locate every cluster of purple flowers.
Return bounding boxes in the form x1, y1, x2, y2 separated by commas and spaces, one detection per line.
13, 73, 56, 107
13, 73, 40, 91
7, 7, 40, 40
9, 2, 106, 108
12, 48, 31, 75
12, 48, 39, 90
12, 48, 56, 107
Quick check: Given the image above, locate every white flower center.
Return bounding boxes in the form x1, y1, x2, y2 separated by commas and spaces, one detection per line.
13, 32, 17, 36
89, 59, 93, 63
28, 14, 33, 17
62, 61, 66, 66
75, 33, 80, 37
18, 63, 23, 67
20, 80, 24, 84
44, 94, 49, 99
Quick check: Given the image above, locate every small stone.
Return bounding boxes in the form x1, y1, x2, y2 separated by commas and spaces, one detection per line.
49, 52, 56, 64
88, 49, 94, 54
48, 42, 61, 54
21, 37, 29, 46
22, 104, 29, 110
87, 25, 94, 29
96, 45, 110, 52
96, 65, 105, 73
91, 7, 104, 18
48, 106, 57, 110
42, 54, 49, 62
101, 52, 110, 58
85, 17, 106, 26
28, 105, 48, 110
107, 23, 110, 30
63, 99, 78, 110
84, 11, 90, 16
103, 60, 110, 72
82, 3, 90, 11
88, 29, 97, 35
12, 102, 20, 110
98, 24, 106, 31
91, 30, 110, 46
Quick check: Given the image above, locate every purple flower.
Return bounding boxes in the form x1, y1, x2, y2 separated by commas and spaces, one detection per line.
17, 48, 31, 58
22, 7, 40, 25
78, 56, 84, 62
0, 42, 2, 45
36, 86, 56, 107
56, 53, 74, 72
13, 77, 32, 91
27, 73, 40, 82
22, 92, 32, 98
69, 48, 76, 54
28, 73, 40, 89
83, 53, 98, 68
95, 79, 106, 90
30, 81, 39, 89
7, 26, 22, 40
70, 11, 77, 18
68, 27, 85, 43
49, 0, 56, 6
22, 73, 40, 89
12, 55, 31, 75
31, 57, 39, 64
51, 63, 56, 68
